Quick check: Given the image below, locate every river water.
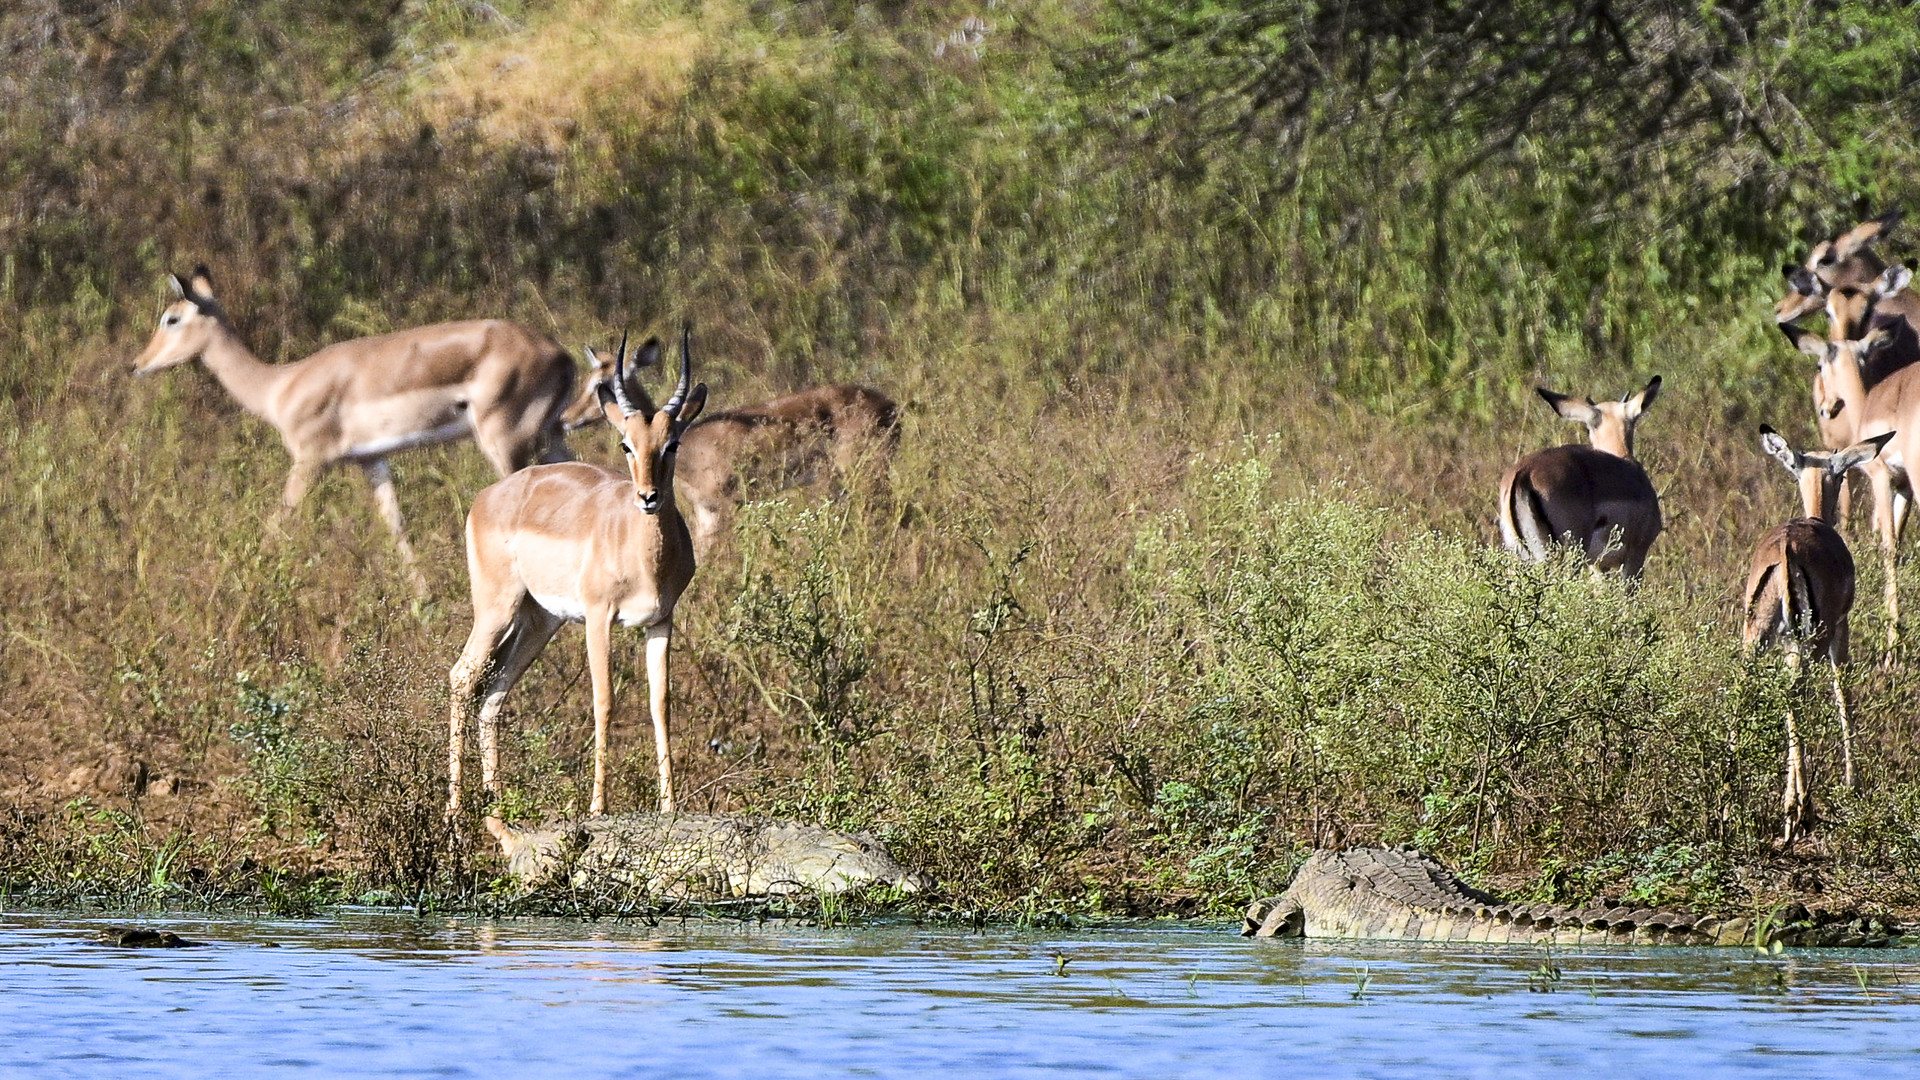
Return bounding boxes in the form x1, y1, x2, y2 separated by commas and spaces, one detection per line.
4, 909, 1917, 1077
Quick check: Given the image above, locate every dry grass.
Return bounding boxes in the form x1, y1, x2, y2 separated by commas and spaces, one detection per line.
411, 0, 715, 149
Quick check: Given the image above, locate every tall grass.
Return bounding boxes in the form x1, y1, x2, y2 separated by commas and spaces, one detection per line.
7, 0, 1920, 916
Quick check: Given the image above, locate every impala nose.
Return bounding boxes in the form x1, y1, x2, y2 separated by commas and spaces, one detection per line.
637, 489, 661, 514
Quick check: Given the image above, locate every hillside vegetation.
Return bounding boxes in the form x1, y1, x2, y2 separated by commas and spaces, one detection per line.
8, 0, 1920, 917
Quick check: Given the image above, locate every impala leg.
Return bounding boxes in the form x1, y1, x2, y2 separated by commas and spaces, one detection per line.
474, 413, 538, 479
689, 500, 727, 560
645, 622, 676, 813
281, 459, 322, 508
1869, 464, 1901, 645
1832, 622, 1856, 790
1583, 527, 1613, 568
1894, 485, 1913, 646
450, 597, 560, 817
362, 459, 428, 597
1782, 707, 1811, 844
273, 459, 324, 536
1782, 648, 1813, 844
585, 608, 616, 816
1831, 655, 1856, 790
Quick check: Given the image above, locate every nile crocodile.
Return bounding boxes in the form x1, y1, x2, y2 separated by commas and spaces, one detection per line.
1242, 847, 1895, 947
486, 813, 929, 898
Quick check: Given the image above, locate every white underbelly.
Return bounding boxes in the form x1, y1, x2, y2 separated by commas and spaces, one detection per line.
347, 416, 473, 459
528, 593, 661, 627
530, 593, 588, 623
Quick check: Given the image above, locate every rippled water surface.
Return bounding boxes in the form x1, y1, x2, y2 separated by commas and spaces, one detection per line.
5, 909, 1920, 1077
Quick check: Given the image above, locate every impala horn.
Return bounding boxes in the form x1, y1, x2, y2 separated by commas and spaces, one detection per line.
664, 322, 693, 419
609, 329, 640, 417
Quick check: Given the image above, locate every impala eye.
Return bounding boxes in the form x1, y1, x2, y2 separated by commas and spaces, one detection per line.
164, 314, 180, 326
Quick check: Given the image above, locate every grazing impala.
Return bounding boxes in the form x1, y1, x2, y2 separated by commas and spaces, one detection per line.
131, 267, 576, 594
1743, 426, 1892, 842
565, 342, 899, 553
1497, 378, 1663, 579
1784, 313, 1920, 638
447, 328, 707, 821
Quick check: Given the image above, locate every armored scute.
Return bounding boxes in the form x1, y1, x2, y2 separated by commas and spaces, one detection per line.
1244, 847, 1894, 948
487, 812, 929, 898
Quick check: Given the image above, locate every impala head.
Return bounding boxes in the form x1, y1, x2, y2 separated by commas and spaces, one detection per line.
1783, 320, 1902, 418
132, 266, 227, 376
1535, 376, 1660, 459
596, 325, 707, 515
1777, 211, 1900, 324
1776, 264, 1827, 324
1826, 264, 1913, 341
564, 336, 662, 430
1758, 424, 1894, 523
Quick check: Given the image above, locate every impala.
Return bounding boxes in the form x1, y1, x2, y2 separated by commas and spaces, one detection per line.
1784, 315, 1920, 638
1497, 378, 1663, 578
565, 343, 899, 553
1743, 426, 1892, 842
131, 268, 576, 594
1774, 210, 1902, 325
1806, 267, 1920, 472
447, 328, 707, 822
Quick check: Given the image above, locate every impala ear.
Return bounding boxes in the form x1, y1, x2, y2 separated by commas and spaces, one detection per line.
1781, 322, 1827, 358
596, 380, 624, 429
1537, 386, 1599, 425
188, 265, 216, 301
675, 383, 708, 427
1863, 324, 1898, 356
1783, 265, 1821, 297
1625, 375, 1661, 417
168, 273, 187, 299
1877, 264, 1913, 298
1757, 424, 1799, 473
1836, 211, 1901, 259
1832, 430, 1896, 473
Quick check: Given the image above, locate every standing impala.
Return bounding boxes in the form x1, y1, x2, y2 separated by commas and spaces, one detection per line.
1497, 378, 1663, 578
447, 328, 707, 822
1784, 311, 1920, 639
1743, 426, 1892, 842
564, 343, 899, 554
131, 268, 576, 594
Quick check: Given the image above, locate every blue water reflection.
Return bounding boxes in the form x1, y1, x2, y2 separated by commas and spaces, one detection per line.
3, 911, 1916, 1077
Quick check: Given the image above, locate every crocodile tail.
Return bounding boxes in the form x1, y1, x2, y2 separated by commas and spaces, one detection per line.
1501, 474, 1554, 561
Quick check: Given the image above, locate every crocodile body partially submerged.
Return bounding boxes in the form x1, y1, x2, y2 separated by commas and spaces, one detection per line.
486, 812, 928, 898
1243, 847, 1895, 947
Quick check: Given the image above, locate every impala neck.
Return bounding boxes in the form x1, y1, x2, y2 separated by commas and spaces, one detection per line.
1589, 422, 1633, 460
197, 321, 289, 421
1802, 467, 1841, 523
1821, 351, 1870, 446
